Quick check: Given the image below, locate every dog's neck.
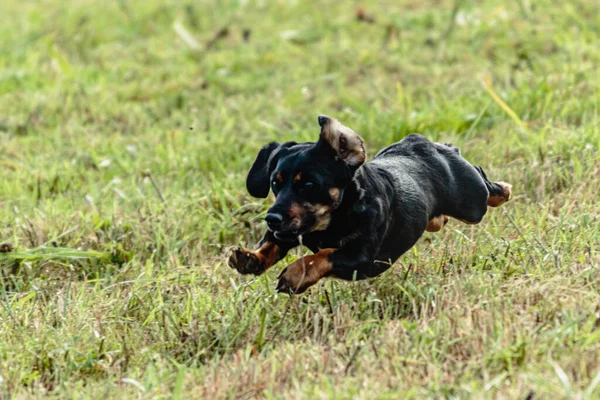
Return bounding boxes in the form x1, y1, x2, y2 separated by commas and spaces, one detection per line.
332, 168, 367, 217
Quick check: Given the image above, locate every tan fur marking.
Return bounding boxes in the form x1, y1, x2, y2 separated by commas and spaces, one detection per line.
293, 172, 302, 183
305, 203, 332, 232
288, 202, 334, 233
487, 181, 512, 207
425, 215, 449, 232
329, 188, 340, 204
227, 242, 281, 274
288, 202, 303, 228
255, 241, 280, 268
312, 214, 331, 231
288, 202, 302, 217
277, 249, 335, 294
275, 173, 283, 184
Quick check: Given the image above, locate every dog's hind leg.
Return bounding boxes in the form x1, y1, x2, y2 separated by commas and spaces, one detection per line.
448, 165, 511, 226
487, 181, 512, 207
474, 166, 512, 207
425, 215, 449, 232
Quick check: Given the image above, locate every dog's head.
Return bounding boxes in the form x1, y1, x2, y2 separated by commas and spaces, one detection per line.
246, 115, 366, 241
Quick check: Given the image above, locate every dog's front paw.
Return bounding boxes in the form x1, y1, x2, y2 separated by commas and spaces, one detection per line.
276, 262, 312, 294
276, 250, 334, 294
227, 247, 266, 275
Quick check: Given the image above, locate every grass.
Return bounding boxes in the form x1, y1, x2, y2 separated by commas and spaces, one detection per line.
1, 0, 600, 398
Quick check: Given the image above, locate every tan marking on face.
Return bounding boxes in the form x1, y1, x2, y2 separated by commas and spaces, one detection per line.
312, 214, 331, 231
293, 172, 302, 183
275, 173, 283, 184
288, 202, 303, 218
288, 201, 335, 233
329, 188, 340, 205
288, 202, 303, 228
305, 203, 332, 232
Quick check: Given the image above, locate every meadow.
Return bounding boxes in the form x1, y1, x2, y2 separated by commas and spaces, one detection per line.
1, 0, 600, 398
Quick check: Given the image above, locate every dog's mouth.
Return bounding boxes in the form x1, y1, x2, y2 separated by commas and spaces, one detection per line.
270, 215, 327, 242
273, 228, 303, 242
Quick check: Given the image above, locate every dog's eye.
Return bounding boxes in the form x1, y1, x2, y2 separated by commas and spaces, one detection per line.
304, 181, 314, 190
272, 180, 279, 190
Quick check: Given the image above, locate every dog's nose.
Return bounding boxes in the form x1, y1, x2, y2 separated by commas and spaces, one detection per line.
318, 115, 330, 127
265, 213, 283, 230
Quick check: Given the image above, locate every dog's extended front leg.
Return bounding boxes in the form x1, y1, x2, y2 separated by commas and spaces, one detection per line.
276, 248, 336, 294
276, 238, 382, 294
228, 231, 298, 275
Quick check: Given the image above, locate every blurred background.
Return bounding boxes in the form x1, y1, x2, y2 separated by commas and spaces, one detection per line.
2, 0, 598, 249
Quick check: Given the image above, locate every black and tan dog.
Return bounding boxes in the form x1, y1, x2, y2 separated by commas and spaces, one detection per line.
228, 115, 511, 294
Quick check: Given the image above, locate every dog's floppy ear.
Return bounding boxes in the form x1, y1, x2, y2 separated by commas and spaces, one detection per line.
246, 142, 295, 198
317, 115, 366, 167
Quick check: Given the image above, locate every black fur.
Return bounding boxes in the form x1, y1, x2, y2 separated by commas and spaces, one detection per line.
235, 117, 509, 287
246, 141, 299, 198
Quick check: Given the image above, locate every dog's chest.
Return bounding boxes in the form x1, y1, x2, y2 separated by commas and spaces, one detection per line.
302, 230, 357, 252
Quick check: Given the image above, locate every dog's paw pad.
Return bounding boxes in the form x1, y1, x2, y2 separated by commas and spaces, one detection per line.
228, 247, 265, 275
498, 182, 512, 201
227, 247, 240, 269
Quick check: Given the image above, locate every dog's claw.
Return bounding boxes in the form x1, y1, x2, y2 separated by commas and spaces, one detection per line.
227, 247, 240, 269
227, 247, 265, 275
275, 281, 289, 293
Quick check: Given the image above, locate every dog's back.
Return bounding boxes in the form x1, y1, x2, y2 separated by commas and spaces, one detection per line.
373, 134, 494, 220
357, 134, 509, 267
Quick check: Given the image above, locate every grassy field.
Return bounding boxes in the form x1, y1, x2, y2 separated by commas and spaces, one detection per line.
1, 0, 600, 398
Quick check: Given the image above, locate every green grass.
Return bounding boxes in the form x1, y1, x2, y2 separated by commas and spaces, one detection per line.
1, 0, 600, 398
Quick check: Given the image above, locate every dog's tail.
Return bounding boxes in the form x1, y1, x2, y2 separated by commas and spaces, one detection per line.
475, 166, 512, 207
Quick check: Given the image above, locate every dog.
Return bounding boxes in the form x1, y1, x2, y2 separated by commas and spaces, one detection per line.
228, 115, 511, 294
